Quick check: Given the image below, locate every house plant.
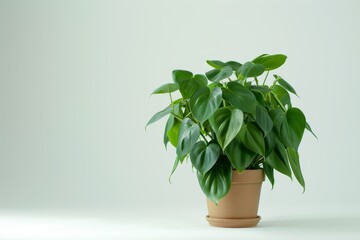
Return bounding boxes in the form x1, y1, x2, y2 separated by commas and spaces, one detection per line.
146, 54, 316, 227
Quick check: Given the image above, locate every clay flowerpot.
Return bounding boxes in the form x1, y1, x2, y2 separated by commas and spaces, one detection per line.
206, 169, 265, 228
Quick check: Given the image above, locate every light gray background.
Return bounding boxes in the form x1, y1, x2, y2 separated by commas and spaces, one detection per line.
0, 0, 359, 214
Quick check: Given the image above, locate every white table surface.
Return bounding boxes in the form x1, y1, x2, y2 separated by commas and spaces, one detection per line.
0, 205, 359, 240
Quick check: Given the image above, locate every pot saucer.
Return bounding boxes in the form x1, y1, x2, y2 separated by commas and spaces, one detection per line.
206, 215, 261, 228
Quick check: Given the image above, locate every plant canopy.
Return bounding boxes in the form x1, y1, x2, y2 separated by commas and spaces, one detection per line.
147, 54, 316, 204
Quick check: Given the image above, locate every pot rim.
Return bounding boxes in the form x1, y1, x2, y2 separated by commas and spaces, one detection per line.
231, 169, 264, 184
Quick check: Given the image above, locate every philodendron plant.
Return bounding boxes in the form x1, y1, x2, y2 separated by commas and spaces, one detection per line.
147, 54, 316, 204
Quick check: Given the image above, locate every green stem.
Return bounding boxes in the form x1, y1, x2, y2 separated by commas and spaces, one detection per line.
271, 92, 286, 112
252, 156, 264, 168
171, 112, 183, 121
169, 93, 174, 111
254, 77, 259, 85
262, 71, 270, 85
200, 132, 209, 144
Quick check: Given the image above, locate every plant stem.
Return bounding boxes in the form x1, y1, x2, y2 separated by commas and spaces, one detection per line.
200, 132, 209, 144
262, 71, 269, 85
171, 112, 183, 121
271, 92, 287, 112
254, 77, 259, 85
169, 93, 174, 111
252, 156, 264, 168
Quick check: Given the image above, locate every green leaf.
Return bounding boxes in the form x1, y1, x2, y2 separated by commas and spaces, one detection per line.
146, 105, 172, 128
176, 118, 200, 158
206, 60, 242, 71
281, 108, 306, 150
269, 108, 285, 131
275, 75, 298, 96
225, 61, 242, 71
172, 69, 193, 83
272, 85, 291, 107
163, 115, 174, 148
265, 141, 292, 178
167, 118, 181, 147
250, 85, 271, 96
239, 123, 265, 156
287, 147, 305, 190
263, 162, 274, 188
206, 60, 226, 69
253, 54, 287, 70
197, 158, 232, 204
205, 66, 233, 82
169, 156, 180, 183
208, 82, 223, 90
190, 87, 222, 123
225, 137, 257, 172
190, 141, 221, 174
209, 108, 243, 149
306, 122, 318, 139
236, 61, 265, 79
178, 74, 208, 99
252, 91, 266, 106
264, 131, 276, 157
255, 105, 273, 136
222, 81, 257, 115
172, 70, 207, 99
152, 83, 179, 94
269, 92, 283, 110
163, 104, 181, 148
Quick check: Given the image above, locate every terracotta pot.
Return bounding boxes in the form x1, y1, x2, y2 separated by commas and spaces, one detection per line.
206, 169, 264, 228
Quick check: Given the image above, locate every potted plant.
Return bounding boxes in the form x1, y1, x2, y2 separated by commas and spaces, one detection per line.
146, 54, 316, 228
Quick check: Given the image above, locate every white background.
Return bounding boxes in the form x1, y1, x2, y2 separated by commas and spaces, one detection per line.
0, 0, 359, 239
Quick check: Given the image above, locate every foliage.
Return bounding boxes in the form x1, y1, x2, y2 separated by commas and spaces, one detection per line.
147, 54, 316, 204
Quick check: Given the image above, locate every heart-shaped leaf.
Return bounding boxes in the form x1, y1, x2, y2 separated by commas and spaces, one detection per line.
152, 83, 179, 94
263, 162, 275, 188
205, 66, 233, 82
274, 75, 298, 96
163, 104, 181, 148
225, 136, 257, 172
190, 141, 221, 174
236, 61, 265, 79
253, 54, 287, 70
146, 105, 172, 128
176, 118, 200, 158
250, 85, 271, 96
206, 60, 226, 69
280, 108, 306, 150
255, 105, 273, 136
190, 87, 222, 123
269, 108, 285, 131
239, 123, 265, 156
265, 140, 292, 178
209, 108, 243, 149
167, 118, 181, 147
287, 147, 305, 190
224, 61, 242, 71
172, 69, 193, 83
197, 158, 232, 204
172, 70, 208, 99
264, 131, 276, 158
222, 81, 257, 115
